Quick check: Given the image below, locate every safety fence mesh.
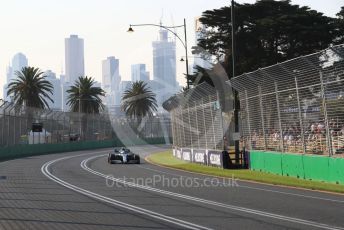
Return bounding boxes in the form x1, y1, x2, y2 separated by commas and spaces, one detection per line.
165, 82, 225, 151
0, 100, 171, 147
229, 44, 344, 156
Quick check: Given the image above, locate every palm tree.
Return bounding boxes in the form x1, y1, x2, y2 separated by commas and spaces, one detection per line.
121, 81, 157, 119
66, 76, 105, 114
7, 66, 54, 109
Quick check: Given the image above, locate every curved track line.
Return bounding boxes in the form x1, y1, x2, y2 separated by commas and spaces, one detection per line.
136, 164, 344, 204
41, 152, 212, 230
81, 154, 344, 230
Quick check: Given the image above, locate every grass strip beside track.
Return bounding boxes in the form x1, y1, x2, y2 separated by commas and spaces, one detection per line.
146, 150, 344, 194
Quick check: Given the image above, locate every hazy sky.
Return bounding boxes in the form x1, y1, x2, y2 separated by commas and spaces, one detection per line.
0, 0, 342, 97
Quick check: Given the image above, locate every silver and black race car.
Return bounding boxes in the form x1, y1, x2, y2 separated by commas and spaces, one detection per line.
108, 147, 140, 164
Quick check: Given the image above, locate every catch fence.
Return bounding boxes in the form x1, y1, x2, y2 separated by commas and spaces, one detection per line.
0, 101, 172, 147
230, 44, 344, 156
164, 82, 226, 151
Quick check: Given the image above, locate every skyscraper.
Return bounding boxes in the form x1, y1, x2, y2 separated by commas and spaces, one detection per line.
152, 28, 177, 87
6, 66, 13, 84
3, 66, 13, 101
151, 27, 179, 109
102, 56, 121, 106
65, 35, 84, 84
131, 64, 149, 82
4, 53, 28, 101
62, 81, 73, 111
11, 53, 28, 77
43, 70, 62, 110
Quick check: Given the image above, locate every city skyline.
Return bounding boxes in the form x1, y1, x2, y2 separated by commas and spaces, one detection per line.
0, 0, 342, 99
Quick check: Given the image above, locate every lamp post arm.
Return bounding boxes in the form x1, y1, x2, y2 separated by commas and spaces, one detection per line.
130, 23, 186, 49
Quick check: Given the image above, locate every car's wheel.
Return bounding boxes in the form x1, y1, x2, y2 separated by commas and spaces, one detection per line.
108, 158, 112, 164
136, 157, 140, 164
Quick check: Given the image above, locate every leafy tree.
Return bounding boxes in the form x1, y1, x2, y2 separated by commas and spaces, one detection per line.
7, 66, 53, 109
67, 76, 105, 114
187, 65, 214, 87
121, 81, 157, 119
193, 0, 342, 85
334, 6, 344, 44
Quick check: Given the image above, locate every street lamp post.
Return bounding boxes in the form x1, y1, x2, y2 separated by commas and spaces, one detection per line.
128, 19, 190, 89
231, 0, 240, 164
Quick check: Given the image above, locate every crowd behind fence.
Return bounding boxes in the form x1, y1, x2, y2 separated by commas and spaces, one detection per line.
230, 44, 344, 156
0, 100, 172, 147
164, 83, 227, 151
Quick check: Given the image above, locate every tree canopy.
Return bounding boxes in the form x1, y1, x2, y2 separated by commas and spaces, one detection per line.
7, 66, 53, 109
121, 81, 157, 119
192, 0, 344, 85
67, 76, 105, 114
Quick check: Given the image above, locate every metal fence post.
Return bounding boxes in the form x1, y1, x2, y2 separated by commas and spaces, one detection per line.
216, 91, 225, 150
208, 95, 216, 150
320, 71, 333, 156
187, 104, 193, 149
274, 82, 284, 152
63, 115, 66, 142
245, 90, 252, 150
1, 109, 4, 146
7, 110, 10, 146
92, 114, 95, 139
258, 86, 268, 150
103, 115, 106, 140
294, 76, 306, 154
194, 101, 201, 149
178, 108, 183, 148
172, 111, 176, 146
19, 112, 22, 144
170, 111, 175, 146
181, 107, 187, 148
13, 111, 16, 145
202, 98, 208, 150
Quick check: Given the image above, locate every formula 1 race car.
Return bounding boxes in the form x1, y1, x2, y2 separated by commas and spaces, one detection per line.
108, 147, 140, 164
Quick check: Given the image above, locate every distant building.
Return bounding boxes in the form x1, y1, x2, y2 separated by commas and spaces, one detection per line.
151, 26, 180, 109
65, 35, 84, 84
93, 81, 101, 89
131, 64, 149, 82
119, 81, 132, 93
3, 66, 13, 101
6, 66, 13, 85
118, 80, 132, 106
11, 53, 28, 80
4, 53, 28, 102
102, 57, 121, 106
62, 81, 73, 111
60, 74, 66, 85
43, 70, 62, 110
2, 84, 9, 102
152, 28, 177, 87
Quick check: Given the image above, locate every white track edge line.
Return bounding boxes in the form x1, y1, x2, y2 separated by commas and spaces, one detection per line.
82, 154, 344, 230
41, 152, 212, 230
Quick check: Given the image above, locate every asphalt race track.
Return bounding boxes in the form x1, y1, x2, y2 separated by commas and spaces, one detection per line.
0, 145, 344, 230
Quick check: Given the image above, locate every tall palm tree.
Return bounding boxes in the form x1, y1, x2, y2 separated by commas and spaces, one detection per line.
121, 81, 157, 119
7, 66, 54, 109
66, 76, 105, 114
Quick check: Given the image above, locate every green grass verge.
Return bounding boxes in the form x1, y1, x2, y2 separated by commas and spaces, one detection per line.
147, 150, 344, 194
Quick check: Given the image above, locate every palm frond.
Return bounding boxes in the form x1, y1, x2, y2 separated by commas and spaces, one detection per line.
7, 66, 54, 109
121, 81, 157, 119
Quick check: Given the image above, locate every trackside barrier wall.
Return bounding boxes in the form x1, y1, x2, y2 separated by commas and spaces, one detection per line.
250, 150, 344, 184
173, 146, 225, 168
0, 137, 168, 162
